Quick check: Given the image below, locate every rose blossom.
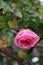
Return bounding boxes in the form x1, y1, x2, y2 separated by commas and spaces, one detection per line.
14, 29, 40, 50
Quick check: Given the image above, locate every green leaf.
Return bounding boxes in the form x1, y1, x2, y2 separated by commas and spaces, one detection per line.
26, 51, 34, 65
0, 54, 3, 65
18, 10, 40, 31
2, 31, 14, 46
12, 44, 22, 52
0, 0, 13, 13
6, 32, 14, 46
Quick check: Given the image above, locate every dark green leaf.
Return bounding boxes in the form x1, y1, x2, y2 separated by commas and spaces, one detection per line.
0, 54, 3, 65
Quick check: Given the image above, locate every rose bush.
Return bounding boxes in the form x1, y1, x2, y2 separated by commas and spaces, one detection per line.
14, 29, 40, 50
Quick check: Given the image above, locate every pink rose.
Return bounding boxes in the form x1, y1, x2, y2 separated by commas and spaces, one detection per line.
14, 29, 40, 50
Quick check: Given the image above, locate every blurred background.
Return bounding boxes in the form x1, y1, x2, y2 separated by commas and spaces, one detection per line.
0, 0, 43, 65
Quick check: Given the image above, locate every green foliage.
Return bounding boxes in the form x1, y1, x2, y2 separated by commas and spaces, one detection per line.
0, 0, 13, 30
26, 51, 34, 65
40, 6, 43, 18
12, 44, 22, 52
0, 0, 43, 65
18, 9, 43, 35
0, 55, 3, 65
0, 0, 13, 12
2, 31, 14, 46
